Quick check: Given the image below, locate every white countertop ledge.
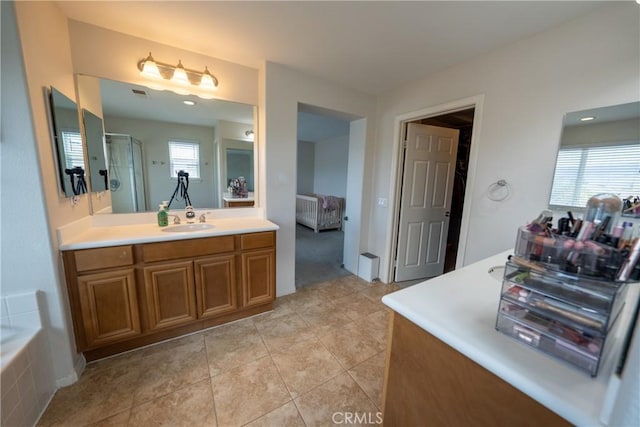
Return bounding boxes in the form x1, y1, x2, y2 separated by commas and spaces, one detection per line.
59, 217, 279, 250
382, 250, 631, 427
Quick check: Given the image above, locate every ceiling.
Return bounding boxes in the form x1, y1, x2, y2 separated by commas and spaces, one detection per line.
56, 1, 611, 96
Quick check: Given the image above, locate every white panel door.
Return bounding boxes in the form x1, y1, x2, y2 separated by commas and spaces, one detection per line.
395, 123, 459, 282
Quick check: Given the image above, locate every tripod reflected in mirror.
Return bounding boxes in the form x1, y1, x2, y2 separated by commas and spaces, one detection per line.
167, 170, 192, 209
64, 166, 87, 195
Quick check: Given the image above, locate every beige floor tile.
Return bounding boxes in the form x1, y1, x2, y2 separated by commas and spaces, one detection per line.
243, 401, 306, 427
348, 352, 387, 409
38, 352, 143, 426
354, 309, 391, 345
254, 312, 316, 352
204, 318, 268, 377
141, 332, 204, 358
270, 336, 343, 398
358, 284, 400, 303
88, 409, 130, 426
212, 356, 291, 426
332, 294, 382, 322
128, 378, 216, 426
37, 275, 395, 426
297, 302, 352, 336
133, 334, 209, 406
295, 372, 380, 427
319, 322, 386, 370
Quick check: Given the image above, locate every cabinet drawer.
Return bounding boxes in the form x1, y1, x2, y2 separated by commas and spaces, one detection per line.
240, 231, 275, 250
74, 246, 134, 272
141, 235, 235, 262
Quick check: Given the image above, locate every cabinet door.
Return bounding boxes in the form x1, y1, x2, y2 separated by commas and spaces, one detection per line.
77, 268, 140, 349
143, 261, 197, 331
194, 255, 238, 319
241, 249, 275, 308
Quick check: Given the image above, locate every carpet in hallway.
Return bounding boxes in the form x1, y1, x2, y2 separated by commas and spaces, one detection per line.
295, 224, 350, 288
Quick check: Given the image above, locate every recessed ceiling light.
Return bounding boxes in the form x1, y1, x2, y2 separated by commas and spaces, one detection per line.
580, 116, 596, 122
183, 100, 196, 106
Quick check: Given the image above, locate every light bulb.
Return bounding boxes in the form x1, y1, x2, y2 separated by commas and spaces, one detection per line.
140, 52, 161, 79
199, 66, 218, 90
171, 60, 190, 86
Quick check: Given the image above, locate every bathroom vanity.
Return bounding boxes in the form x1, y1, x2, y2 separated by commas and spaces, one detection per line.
381, 251, 636, 426
59, 217, 277, 361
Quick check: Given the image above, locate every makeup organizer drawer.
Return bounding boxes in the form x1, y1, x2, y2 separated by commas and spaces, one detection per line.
495, 262, 628, 376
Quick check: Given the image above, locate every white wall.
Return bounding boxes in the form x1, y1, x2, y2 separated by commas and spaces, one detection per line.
104, 116, 216, 209
371, 3, 640, 282
6, 0, 81, 387
297, 141, 315, 194
263, 62, 377, 296
313, 134, 349, 198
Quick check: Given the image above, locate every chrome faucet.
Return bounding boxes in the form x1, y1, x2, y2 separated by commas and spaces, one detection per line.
185, 206, 196, 224
199, 213, 206, 223
167, 214, 181, 224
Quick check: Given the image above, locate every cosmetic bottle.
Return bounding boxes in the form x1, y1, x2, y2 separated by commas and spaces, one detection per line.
617, 237, 640, 281
584, 193, 622, 235
157, 204, 168, 227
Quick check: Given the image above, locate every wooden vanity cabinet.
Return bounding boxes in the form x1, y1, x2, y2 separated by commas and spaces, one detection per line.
62, 246, 141, 350
141, 260, 197, 331
62, 231, 276, 360
195, 254, 238, 319
240, 232, 276, 308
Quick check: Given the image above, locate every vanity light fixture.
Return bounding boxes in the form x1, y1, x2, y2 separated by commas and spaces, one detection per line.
137, 52, 219, 93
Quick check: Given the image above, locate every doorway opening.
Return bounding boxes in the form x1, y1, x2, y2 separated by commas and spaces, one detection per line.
295, 104, 365, 289
392, 106, 476, 283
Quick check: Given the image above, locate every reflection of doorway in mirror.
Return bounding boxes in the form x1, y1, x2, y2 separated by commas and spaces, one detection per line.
226, 148, 254, 192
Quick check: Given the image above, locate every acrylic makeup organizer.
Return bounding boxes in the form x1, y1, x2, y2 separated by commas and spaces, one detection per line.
495, 227, 630, 376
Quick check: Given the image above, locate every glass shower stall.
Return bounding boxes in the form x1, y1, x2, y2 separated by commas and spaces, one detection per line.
106, 133, 147, 213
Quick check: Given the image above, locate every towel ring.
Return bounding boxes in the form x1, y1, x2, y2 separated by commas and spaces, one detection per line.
488, 179, 510, 201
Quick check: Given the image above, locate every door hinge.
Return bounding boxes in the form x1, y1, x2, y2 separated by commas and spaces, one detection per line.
393, 259, 398, 268
403, 140, 408, 149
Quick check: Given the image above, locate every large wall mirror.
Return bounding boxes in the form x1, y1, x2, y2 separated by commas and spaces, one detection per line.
48, 87, 86, 197
549, 101, 640, 210
75, 75, 256, 214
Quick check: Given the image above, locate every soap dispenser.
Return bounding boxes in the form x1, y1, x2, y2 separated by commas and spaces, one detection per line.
157, 204, 168, 227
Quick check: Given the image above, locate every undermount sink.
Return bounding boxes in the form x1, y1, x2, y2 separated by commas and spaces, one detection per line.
161, 223, 215, 233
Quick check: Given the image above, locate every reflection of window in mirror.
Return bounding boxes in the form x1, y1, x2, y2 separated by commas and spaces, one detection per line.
550, 102, 640, 209
550, 145, 640, 207
62, 131, 84, 168
169, 140, 200, 178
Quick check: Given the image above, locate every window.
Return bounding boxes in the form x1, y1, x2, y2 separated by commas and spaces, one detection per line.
62, 130, 85, 168
168, 140, 200, 179
549, 143, 640, 208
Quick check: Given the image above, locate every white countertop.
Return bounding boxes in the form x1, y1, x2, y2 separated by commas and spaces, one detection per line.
382, 250, 634, 426
59, 217, 278, 250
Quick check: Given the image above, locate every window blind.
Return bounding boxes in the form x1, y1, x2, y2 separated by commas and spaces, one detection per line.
168, 141, 200, 178
550, 144, 640, 207
62, 130, 85, 168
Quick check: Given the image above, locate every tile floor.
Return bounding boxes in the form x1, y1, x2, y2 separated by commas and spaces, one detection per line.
38, 275, 401, 426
